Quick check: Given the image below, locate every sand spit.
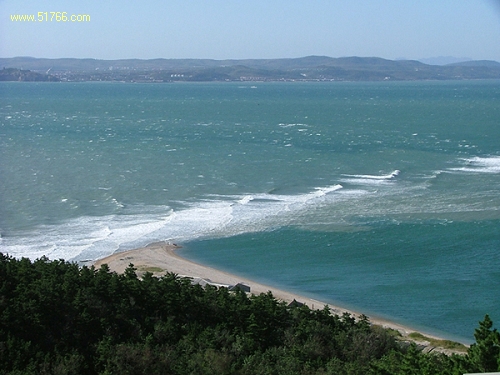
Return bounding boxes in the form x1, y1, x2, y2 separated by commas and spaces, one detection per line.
93, 241, 467, 354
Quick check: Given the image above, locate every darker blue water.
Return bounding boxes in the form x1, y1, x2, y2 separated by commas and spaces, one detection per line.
182, 221, 500, 343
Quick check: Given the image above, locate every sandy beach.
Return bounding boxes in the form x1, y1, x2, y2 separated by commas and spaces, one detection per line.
94, 241, 336, 312
93, 241, 467, 352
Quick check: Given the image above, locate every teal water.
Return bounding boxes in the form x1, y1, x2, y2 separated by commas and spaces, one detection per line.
1, 81, 499, 342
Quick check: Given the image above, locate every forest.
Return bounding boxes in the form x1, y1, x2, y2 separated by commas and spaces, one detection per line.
0, 252, 499, 374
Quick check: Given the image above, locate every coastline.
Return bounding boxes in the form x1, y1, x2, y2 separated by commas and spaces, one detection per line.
93, 241, 468, 352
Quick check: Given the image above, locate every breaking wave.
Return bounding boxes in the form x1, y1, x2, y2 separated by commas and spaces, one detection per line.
449, 156, 500, 174
0, 184, 348, 263
340, 170, 400, 185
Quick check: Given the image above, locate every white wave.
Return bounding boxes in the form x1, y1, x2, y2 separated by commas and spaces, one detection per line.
238, 195, 254, 205
111, 198, 125, 208
450, 156, 500, 174
313, 184, 344, 197
343, 170, 400, 180
278, 123, 309, 128
426, 170, 444, 179
0, 185, 349, 263
340, 170, 400, 185
1, 223, 114, 262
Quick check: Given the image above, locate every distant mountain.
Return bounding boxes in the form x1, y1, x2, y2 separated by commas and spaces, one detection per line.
446, 60, 500, 68
1, 56, 499, 82
418, 56, 472, 66
0, 55, 428, 72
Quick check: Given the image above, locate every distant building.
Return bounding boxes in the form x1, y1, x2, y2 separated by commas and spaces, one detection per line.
288, 299, 305, 308
189, 277, 250, 293
229, 283, 251, 293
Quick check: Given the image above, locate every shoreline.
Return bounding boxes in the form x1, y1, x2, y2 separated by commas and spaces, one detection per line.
93, 241, 468, 352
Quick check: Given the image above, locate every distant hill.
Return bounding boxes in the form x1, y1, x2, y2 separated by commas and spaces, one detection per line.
446, 60, 500, 68
417, 56, 472, 66
0, 67, 59, 82
1, 56, 500, 82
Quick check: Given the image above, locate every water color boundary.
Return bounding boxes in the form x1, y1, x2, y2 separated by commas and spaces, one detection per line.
93, 241, 468, 353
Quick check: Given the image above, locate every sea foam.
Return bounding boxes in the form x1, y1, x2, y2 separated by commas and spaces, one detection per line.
450, 156, 500, 174
340, 170, 400, 185
0, 184, 348, 263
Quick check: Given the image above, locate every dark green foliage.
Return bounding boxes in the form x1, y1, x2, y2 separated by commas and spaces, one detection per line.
0, 253, 497, 374
370, 344, 465, 375
466, 314, 500, 372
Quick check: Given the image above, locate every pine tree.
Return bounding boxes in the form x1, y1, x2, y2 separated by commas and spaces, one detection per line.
467, 314, 500, 372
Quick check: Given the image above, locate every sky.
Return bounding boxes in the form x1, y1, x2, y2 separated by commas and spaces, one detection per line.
1, 0, 500, 61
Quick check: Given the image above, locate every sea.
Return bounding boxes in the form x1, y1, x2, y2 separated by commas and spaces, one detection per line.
1, 80, 499, 343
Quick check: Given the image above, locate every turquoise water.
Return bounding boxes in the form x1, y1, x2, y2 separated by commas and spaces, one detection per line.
1, 81, 499, 342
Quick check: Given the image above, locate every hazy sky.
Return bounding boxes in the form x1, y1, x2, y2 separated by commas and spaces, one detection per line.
2, 0, 500, 61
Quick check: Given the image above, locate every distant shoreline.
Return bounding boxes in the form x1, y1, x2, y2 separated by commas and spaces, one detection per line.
93, 241, 468, 352
2, 55, 500, 82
